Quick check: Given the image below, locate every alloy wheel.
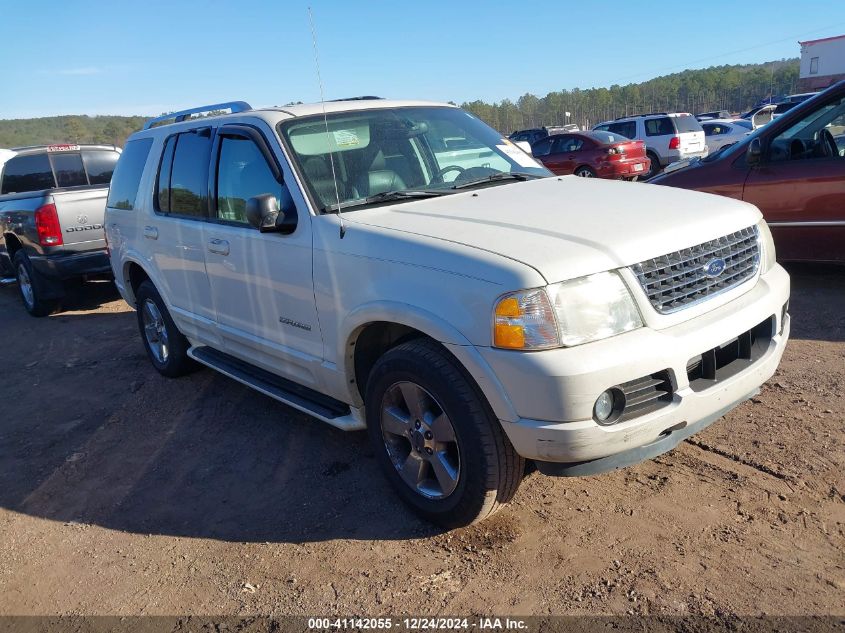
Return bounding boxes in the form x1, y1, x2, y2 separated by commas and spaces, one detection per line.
380, 381, 461, 499
141, 298, 169, 364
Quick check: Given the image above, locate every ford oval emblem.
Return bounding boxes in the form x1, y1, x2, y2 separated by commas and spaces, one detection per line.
702, 258, 726, 277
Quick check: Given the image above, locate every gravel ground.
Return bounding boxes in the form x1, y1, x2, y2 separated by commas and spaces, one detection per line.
0, 264, 842, 617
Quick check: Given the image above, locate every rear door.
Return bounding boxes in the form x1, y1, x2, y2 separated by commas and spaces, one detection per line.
147, 128, 218, 342
742, 93, 845, 262
202, 124, 324, 389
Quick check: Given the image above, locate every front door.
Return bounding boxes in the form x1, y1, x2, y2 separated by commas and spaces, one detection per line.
743, 92, 845, 262
202, 125, 324, 389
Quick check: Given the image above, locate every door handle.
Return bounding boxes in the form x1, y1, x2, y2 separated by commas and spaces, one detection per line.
207, 238, 230, 256
568, 155, 576, 159
143, 226, 158, 240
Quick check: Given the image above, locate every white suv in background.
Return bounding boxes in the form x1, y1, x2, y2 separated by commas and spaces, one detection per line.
594, 113, 708, 178
105, 99, 789, 527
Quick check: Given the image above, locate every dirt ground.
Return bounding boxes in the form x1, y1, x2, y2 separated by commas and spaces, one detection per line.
0, 264, 843, 618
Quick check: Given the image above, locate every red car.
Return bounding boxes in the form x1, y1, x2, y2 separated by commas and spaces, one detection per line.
652, 81, 845, 263
531, 131, 650, 179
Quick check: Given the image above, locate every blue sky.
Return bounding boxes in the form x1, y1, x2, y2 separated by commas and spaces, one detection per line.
1, 0, 845, 119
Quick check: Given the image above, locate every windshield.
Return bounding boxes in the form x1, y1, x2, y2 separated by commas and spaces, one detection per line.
278, 106, 551, 212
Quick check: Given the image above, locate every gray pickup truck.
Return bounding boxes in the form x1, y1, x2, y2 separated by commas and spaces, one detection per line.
0, 144, 121, 315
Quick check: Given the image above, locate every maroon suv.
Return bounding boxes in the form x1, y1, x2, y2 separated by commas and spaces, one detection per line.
531, 131, 650, 180
652, 82, 845, 263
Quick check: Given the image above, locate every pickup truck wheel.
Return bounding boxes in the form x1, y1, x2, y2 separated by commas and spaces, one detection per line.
135, 281, 195, 377
13, 251, 55, 317
366, 339, 524, 527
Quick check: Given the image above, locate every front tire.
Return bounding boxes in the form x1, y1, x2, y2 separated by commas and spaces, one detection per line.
365, 339, 524, 528
135, 280, 196, 377
13, 251, 56, 317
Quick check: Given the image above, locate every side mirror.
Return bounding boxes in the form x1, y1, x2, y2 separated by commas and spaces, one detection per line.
747, 138, 762, 167
245, 194, 297, 234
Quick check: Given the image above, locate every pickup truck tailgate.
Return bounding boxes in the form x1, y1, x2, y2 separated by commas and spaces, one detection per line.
52, 188, 108, 250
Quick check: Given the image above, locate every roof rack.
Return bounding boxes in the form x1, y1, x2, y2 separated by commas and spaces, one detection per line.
329, 96, 383, 102
143, 101, 252, 130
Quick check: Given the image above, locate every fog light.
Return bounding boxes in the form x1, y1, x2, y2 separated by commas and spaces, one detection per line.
594, 390, 615, 421
594, 388, 625, 425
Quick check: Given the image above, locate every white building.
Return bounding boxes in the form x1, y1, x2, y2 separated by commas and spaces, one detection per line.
798, 34, 845, 91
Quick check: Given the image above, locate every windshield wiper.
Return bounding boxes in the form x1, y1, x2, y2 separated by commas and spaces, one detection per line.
450, 172, 543, 190
325, 190, 448, 213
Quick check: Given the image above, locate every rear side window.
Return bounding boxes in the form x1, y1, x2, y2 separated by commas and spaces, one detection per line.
673, 115, 703, 133
607, 121, 636, 139
106, 138, 153, 210
645, 118, 676, 136
82, 150, 120, 185
50, 152, 87, 188
157, 130, 212, 217
1, 154, 55, 194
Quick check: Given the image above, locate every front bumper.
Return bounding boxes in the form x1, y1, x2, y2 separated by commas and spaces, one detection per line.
480, 265, 790, 469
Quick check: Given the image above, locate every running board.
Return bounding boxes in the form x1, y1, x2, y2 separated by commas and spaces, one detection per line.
187, 346, 365, 431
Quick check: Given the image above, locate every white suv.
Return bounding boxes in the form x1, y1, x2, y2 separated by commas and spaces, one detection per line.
106, 99, 790, 527
594, 113, 707, 178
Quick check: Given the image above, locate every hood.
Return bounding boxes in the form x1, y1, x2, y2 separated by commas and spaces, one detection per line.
346, 177, 762, 284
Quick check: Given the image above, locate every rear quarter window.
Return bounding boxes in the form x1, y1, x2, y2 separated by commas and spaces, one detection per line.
645, 117, 676, 136
1, 153, 55, 194
107, 138, 153, 210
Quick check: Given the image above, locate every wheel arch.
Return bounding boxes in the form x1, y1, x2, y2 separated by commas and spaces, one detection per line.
121, 259, 153, 306
341, 302, 518, 423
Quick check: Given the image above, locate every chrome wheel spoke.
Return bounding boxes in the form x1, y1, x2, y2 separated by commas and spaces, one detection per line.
141, 299, 169, 363
430, 451, 459, 495
399, 382, 426, 421
429, 412, 456, 443
382, 406, 411, 437
399, 453, 428, 489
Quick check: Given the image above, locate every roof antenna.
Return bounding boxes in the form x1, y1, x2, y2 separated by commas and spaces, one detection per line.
308, 6, 345, 238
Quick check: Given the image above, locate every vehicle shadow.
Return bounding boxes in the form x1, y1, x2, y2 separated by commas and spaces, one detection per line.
782, 262, 845, 343
0, 290, 438, 543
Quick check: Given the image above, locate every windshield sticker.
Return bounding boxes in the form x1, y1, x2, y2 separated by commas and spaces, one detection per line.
496, 143, 542, 169
332, 129, 360, 148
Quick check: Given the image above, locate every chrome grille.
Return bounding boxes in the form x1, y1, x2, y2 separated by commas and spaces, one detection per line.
631, 226, 760, 314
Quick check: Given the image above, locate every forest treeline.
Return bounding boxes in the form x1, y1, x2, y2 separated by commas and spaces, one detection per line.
461, 59, 799, 133
0, 58, 800, 147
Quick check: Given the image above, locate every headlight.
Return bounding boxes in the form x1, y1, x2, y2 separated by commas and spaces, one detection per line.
547, 272, 643, 346
757, 219, 776, 273
492, 271, 643, 350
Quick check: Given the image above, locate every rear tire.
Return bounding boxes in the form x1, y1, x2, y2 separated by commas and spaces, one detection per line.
13, 251, 56, 317
645, 152, 661, 179
135, 280, 196, 377
574, 166, 596, 178
365, 338, 524, 528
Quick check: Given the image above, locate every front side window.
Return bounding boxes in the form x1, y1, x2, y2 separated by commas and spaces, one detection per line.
279, 107, 550, 212
768, 95, 845, 162
532, 138, 553, 157
107, 138, 153, 210
215, 136, 282, 224
50, 152, 87, 187
1, 153, 54, 194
